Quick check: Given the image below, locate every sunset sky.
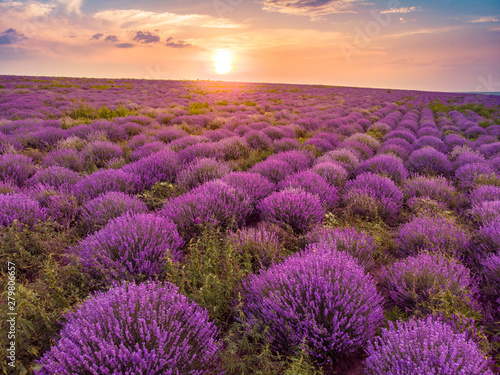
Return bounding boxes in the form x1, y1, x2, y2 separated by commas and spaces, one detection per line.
0, 0, 499, 92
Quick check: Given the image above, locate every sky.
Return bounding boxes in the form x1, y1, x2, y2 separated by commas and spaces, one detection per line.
0, 0, 499, 92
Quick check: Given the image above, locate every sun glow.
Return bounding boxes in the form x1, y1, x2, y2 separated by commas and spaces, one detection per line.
213, 49, 234, 75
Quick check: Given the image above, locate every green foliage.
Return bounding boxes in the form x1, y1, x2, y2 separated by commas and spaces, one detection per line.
430, 99, 500, 120
0, 84, 5, 89
137, 182, 180, 210
216, 100, 228, 106
65, 102, 134, 120
0, 222, 95, 374
164, 228, 253, 326
366, 128, 385, 141
479, 120, 492, 128
237, 149, 273, 171
0, 222, 78, 282
220, 304, 323, 375
90, 85, 112, 90
242, 100, 257, 107
384, 306, 409, 324
189, 102, 210, 115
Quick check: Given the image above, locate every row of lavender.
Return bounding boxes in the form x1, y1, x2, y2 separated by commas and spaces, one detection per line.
1, 75, 500, 374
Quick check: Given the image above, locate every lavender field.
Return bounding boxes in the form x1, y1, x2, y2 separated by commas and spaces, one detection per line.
1, 74, 500, 374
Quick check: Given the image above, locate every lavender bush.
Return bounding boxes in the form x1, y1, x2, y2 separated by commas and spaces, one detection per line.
307, 226, 377, 269
277, 171, 339, 211
162, 180, 252, 239
364, 316, 494, 375
382, 252, 478, 312
355, 154, 408, 183
175, 157, 231, 191
240, 249, 384, 364
0, 193, 46, 228
74, 213, 184, 281
344, 172, 403, 221
121, 149, 181, 191
257, 188, 325, 234
0, 153, 37, 187
396, 216, 470, 258
80, 191, 148, 233
36, 281, 221, 375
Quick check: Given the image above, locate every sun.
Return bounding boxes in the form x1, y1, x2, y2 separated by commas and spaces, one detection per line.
213, 49, 234, 75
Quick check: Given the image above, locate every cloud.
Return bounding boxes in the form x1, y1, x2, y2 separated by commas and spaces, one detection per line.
383, 26, 462, 39
0, 1, 54, 18
133, 31, 160, 44
54, 0, 83, 14
165, 37, 191, 48
380, 7, 418, 14
259, 0, 359, 18
90, 33, 104, 41
469, 16, 499, 23
93, 9, 242, 29
104, 35, 118, 42
115, 43, 134, 48
0, 28, 27, 45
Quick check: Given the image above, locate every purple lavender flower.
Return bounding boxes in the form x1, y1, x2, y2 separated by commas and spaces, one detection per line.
469, 185, 500, 205
244, 130, 273, 150
407, 147, 452, 176
413, 135, 447, 153
344, 172, 403, 221
80, 191, 148, 233
0, 193, 46, 228
83, 141, 124, 168
339, 139, 374, 160
257, 188, 325, 234
156, 127, 188, 143
384, 129, 416, 144
396, 216, 470, 258
455, 162, 496, 190
477, 219, 500, 252
27, 185, 79, 227
73, 169, 141, 202
240, 249, 384, 364
74, 213, 184, 281
217, 136, 250, 160
177, 142, 223, 163
42, 148, 86, 172
402, 175, 458, 208
121, 149, 181, 191
453, 151, 488, 170
129, 141, 166, 161
478, 142, 500, 159
266, 150, 313, 172
221, 171, 274, 205
277, 171, 339, 211
469, 200, 500, 224
248, 158, 293, 184
310, 162, 349, 187
226, 224, 283, 271
36, 281, 221, 375
316, 148, 360, 175
162, 180, 252, 239
175, 157, 231, 191
364, 316, 494, 375
377, 142, 411, 161
306, 226, 377, 269
382, 252, 479, 311
26, 166, 82, 191
355, 154, 408, 183
0, 153, 37, 187
90, 120, 128, 142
